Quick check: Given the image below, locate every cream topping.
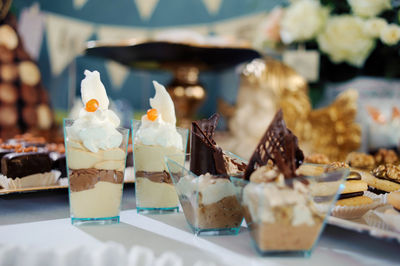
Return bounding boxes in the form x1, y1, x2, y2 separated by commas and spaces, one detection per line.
135, 81, 182, 150
243, 180, 315, 226
67, 70, 122, 153
177, 173, 236, 205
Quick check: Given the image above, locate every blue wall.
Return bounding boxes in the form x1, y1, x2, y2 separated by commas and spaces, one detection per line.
13, 0, 283, 119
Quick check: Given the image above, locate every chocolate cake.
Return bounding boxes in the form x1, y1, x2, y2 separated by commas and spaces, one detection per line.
1, 150, 52, 179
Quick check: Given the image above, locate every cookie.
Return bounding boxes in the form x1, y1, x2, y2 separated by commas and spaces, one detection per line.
304, 153, 330, 165
374, 149, 398, 165
363, 168, 400, 193
346, 152, 375, 170
341, 180, 368, 194
387, 191, 400, 210
336, 196, 373, 206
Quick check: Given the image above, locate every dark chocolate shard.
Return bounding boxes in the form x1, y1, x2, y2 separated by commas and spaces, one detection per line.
339, 191, 364, 200
244, 109, 304, 180
190, 114, 227, 176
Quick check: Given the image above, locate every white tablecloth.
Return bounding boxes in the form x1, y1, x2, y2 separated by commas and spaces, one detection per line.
0, 187, 399, 266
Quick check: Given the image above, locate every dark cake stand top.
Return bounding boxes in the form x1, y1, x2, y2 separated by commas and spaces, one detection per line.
85, 40, 261, 71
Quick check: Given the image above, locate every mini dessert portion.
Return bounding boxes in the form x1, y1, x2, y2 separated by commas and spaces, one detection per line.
240, 110, 341, 253
133, 81, 186, 212
172, 114, 245, 233
304, 153, 330, 165
325, 162, 373, 206
336, 171, 372, 206
176, 173, 243, 230
0, 146, 58, 189
387, 191, 400, 213
65, 70, 128, 222
374, 149, 398, 166
345, 152, 375, 171
366, 164, 400, 194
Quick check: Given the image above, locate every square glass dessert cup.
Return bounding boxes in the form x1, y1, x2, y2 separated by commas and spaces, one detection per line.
132, 120, 188, 214
64, 119, 130, 225
165, 153, 245, 236
230, 168, 349, 257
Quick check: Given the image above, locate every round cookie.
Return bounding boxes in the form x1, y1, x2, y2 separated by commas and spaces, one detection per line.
336, 196, 373, 206
341, 180, 368, 194
387, 191, 400, 210
362, 171, 400, 193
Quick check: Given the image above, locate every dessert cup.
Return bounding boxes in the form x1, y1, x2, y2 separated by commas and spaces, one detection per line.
64, 119, 129, 225
166, 153, 245, 235
231, 168, 348, 257
132, 120, 188, 214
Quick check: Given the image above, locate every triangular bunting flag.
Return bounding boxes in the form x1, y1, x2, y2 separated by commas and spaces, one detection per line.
73, 0, 89, 10
97, 25, 147, 41
17, 3, 45, 60
45, 13, 94, 76
202, 0, 223, 15
134, 0, 159, 21
105, 61, 129, 91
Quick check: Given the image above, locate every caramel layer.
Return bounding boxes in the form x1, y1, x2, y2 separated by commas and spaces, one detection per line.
180, 195, 243, 229
69, 168, 123, 192
243, 206, 323, 251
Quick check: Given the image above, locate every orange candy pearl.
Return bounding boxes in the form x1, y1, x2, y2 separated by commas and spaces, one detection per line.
85, 99, 99, 112
147, 108, 158, 121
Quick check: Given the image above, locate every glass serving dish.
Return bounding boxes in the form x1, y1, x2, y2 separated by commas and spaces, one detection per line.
165, 153, 246, 235
132, 120, 189, 214
64, 119, 130, 225
231, 168, 349, 257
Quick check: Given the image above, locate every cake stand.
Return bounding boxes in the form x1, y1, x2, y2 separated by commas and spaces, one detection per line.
85, 39, 260, 126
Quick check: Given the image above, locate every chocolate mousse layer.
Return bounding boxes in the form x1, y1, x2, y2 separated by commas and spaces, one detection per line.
69, 168, 123, 192
135, 171, 172, 184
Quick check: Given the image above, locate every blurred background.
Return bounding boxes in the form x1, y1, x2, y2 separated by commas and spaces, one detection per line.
1, 0, 400, 160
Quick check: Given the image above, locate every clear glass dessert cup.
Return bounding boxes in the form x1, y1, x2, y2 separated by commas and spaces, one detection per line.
132, 120, 188, 214
165, 153, 246, 236
64, 119, 130, 225
230, 167, 349, 257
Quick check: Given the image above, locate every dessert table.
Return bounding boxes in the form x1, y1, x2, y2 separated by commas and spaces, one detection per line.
0, 185, 399, 266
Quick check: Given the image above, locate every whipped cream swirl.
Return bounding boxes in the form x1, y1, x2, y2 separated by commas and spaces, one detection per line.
135, 81, 183, 150
67, 70, 122, 153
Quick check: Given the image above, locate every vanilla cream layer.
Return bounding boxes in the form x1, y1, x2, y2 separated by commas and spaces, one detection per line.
66, 140, 125, 171
70, 181, 123, 218
136, 177, 178, 208
134, 143, 183, 172
177, 174, 236, 205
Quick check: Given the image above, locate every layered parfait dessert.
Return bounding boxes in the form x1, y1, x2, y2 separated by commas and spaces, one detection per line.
133, 81, 187, 213
239, 110, 344, 254
171, 114, 246, 234
65, 70, 128, 224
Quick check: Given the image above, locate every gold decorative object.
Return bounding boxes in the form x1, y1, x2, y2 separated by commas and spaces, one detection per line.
218, 58, 361, 161
166, 64, 206, 128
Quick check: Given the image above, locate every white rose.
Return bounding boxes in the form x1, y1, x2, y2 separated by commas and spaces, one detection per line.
380, 24, 400, 45
348, 0, 391, 18
363, 18, 387, 38
280, 0, 329, 43
317, 16, 376, 67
